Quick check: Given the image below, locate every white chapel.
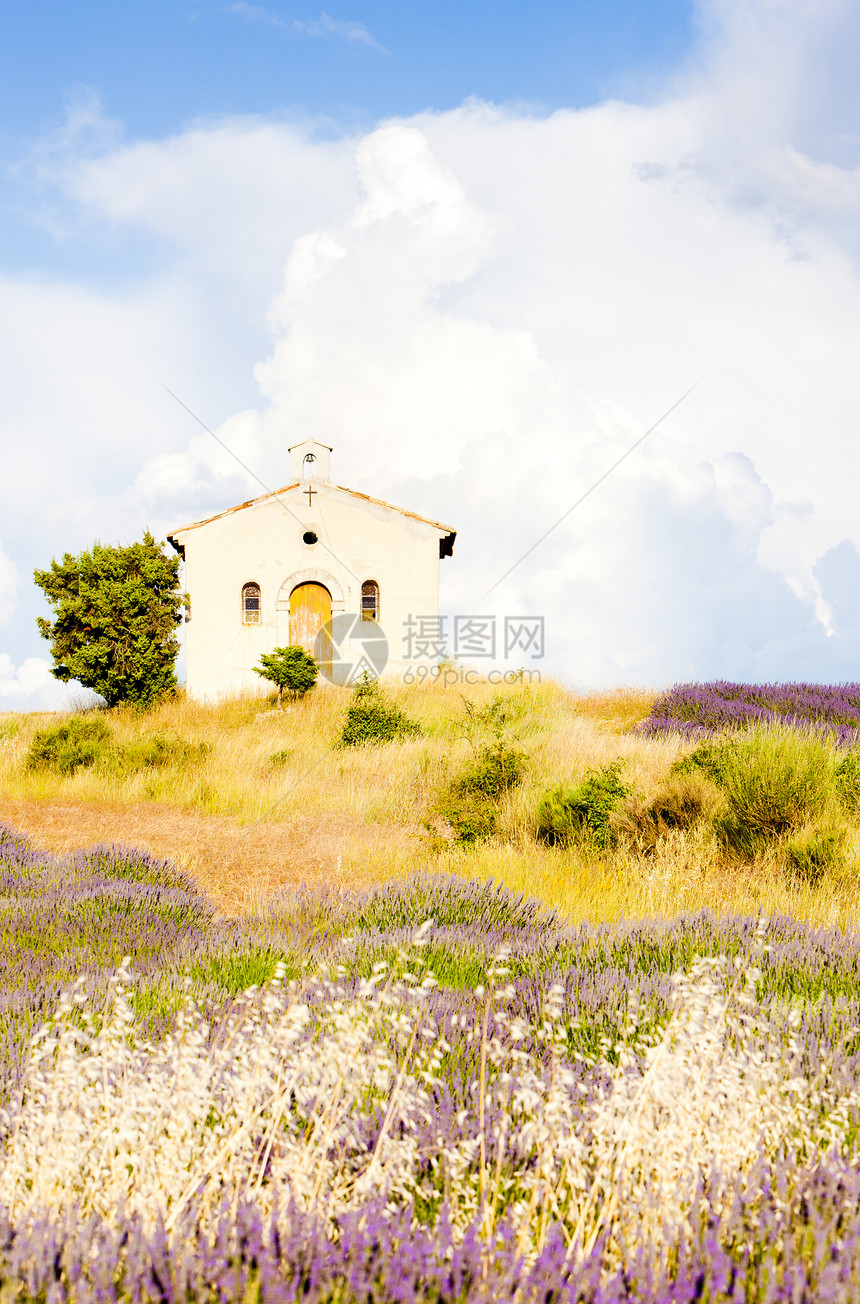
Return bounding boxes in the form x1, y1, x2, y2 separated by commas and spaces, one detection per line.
168, 441, 456, 699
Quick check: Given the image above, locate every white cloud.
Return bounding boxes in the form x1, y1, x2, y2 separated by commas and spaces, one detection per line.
293, 12, 385, 50
64, 120, 359, 297
0, 656, 76, 710
4, 0, 860, 686
686, 0, 860, 162
226, 4, 386, 49
226, 3, 284, 25
0, 544, 16, 629
0, 117, 361, 551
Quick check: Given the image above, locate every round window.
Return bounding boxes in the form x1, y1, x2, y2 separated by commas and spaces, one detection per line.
302, 530, 318, 545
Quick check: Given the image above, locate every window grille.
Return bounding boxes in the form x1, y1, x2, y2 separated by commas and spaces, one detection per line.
242, 582, 261, 624
361, 580, 379, 622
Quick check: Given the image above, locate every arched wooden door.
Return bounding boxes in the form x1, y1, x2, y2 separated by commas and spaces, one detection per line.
289, 582, 332, 676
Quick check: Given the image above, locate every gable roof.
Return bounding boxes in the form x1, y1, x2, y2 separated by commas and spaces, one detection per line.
167, 481, 457, 559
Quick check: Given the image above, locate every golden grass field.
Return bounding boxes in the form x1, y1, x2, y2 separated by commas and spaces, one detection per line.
2, 676, 858, 924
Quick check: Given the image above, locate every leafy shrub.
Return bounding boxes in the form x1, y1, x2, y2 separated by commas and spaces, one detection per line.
111, 735, 210, 773
464, 694, 529, 732
672, 740, 739, 786
26, 715, 111, 775
783, 822, 847, 885
673, 729, 848, 871
835, 750, 860, 812
435, 791, 501, 843
614, 773, 719, 851
711, 811, 768, 859
27, 718, 209, 779
337, 676, 421, 747
455, 737, 526, 801
710, 729, 837, 857
269, 748, 293, 767
536, 760, 630, 850
254, 645, 318, 701
646, 773, 717, 831
436, 738, 527, 844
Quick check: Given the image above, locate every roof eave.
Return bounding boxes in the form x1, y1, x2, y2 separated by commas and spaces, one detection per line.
168, 480, 456, 543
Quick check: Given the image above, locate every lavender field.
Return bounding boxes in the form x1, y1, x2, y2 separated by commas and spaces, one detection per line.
638, 680, 860, 744
5, 821, 860, 1301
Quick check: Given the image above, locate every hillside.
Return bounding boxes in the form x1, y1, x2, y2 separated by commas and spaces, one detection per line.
2, 676, 857, 924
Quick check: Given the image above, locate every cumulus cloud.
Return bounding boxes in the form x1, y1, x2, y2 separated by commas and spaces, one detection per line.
686, 0, 860, 164
4, 0, 860, 687
0, 656, 76, 710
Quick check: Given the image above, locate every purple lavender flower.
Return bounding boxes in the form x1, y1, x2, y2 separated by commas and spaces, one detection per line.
637, 680, 860, 746
4, 824, 860, 1298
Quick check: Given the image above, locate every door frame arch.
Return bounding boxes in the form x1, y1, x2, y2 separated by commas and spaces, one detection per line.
276, 568, 346, 613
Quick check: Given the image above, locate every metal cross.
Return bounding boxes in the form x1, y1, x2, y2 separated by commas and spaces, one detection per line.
304, 484, 317, 507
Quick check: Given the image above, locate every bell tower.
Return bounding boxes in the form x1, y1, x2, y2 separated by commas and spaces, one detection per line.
289, 439, 332, 483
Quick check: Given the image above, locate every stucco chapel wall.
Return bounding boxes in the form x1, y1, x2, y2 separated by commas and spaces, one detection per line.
177, 482, 444, 700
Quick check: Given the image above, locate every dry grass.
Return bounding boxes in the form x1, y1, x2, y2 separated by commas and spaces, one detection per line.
0, 797, 414, 913
2, 678, 860, 925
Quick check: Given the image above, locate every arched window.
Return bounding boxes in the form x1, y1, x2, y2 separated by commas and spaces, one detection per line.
242, 582, 261, 624
361, 580, 379, 622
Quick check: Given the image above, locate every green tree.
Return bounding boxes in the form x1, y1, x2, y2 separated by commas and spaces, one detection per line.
34, 532, 182, 710
254, 645, 318, 701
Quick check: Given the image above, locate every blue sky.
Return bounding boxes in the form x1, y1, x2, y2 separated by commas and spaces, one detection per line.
0, 0, 694, 285
1, 2, 693, 140
3, 0, 860, 704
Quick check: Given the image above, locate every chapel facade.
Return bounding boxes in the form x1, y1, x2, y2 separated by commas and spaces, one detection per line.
168, 441, 456, 699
